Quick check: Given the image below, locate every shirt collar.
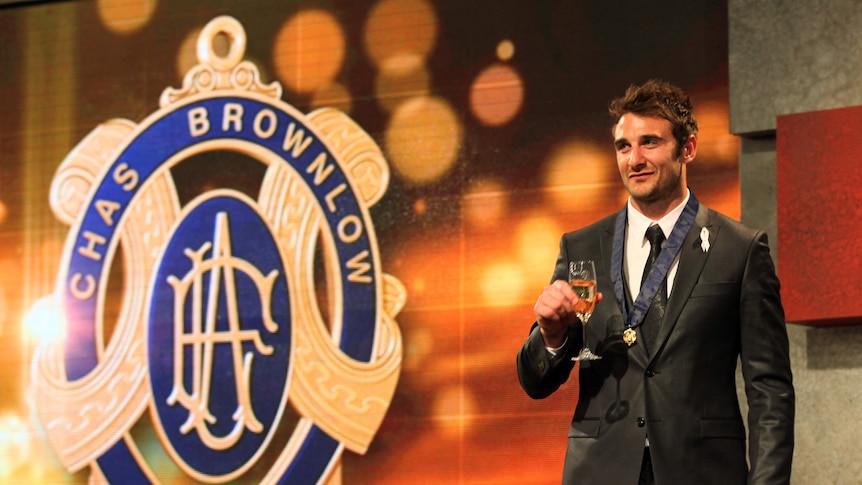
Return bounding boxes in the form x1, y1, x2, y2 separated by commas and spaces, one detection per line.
626, 189, 691, 242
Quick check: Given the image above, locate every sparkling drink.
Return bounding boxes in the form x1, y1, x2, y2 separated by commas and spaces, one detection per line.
570, 278, 596, 322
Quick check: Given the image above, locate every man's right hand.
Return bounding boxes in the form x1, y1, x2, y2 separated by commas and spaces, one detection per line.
534, 280, 603, 349
534, 280, 579, 348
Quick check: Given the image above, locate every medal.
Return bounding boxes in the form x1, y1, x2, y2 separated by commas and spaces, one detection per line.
623, 328, 637, 346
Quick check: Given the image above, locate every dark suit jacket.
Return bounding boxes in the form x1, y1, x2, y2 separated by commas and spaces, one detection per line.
517, 204, 794, 484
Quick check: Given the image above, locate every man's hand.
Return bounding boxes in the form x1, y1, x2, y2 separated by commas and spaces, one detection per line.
534, 280, 602, 348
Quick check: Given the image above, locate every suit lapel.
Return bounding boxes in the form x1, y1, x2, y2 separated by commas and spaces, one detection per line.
652, 205, 716, 358
599, 221, 615, 288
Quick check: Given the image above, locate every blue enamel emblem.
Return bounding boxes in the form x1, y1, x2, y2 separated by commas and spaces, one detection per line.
148, 193, 290, 477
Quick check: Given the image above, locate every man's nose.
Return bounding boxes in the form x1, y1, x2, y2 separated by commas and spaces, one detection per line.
628, 145, 645, 168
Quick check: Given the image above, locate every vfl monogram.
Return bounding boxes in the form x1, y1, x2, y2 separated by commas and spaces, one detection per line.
30, 15, 405, 484
166, 212, 279, 450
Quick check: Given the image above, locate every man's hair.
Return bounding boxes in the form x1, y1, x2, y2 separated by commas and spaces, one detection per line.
608, 79, 698, 157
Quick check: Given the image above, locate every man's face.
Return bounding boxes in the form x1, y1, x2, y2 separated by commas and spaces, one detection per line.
612, 113, 695, 212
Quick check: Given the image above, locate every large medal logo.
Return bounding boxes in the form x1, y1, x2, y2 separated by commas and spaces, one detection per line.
30, 16, 404, 484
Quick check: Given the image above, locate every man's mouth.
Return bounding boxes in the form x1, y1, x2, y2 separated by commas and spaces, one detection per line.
629, 171, 654, 181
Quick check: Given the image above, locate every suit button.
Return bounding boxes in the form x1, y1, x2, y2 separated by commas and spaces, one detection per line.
538, 361, 546, 372
636, 417, 645, 427
645, 370, 655, 377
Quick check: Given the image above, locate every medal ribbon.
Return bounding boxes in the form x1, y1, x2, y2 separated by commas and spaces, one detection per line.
611, 194, 699, 331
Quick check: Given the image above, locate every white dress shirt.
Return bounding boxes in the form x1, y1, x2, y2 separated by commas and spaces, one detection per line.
624, 189, 690, 301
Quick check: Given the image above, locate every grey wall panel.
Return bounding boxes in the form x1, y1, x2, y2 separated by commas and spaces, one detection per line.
729, 0, 862, 135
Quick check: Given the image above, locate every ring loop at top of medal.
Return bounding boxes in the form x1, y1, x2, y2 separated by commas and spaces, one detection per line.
198, 16, 246, 71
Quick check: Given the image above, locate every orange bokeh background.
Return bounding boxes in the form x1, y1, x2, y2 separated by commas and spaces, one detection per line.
0, 1, 736, 483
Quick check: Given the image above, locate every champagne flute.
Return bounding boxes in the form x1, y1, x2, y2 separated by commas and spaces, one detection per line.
569, 260, 601, 361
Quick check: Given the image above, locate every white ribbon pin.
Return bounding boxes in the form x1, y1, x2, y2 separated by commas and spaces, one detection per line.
700, 227, 710, 253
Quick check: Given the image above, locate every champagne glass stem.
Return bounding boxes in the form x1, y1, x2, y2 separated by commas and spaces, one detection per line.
582, 319, 588, 352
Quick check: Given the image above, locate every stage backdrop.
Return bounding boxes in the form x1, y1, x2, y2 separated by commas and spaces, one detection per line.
0, 1, 736, 483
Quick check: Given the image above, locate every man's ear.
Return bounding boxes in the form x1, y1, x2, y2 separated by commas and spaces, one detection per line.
682, 134, 697, 164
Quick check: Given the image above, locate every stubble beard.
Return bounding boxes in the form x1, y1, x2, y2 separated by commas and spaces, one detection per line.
628, 162, 684, 206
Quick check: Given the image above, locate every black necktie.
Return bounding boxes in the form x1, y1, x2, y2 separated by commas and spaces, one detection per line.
641, 224, 666, 353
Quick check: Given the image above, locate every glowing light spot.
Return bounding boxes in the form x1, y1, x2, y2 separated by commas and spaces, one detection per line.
412, 275, 427, 294
462, 178, 507, 229
0, 414, 30, 478
496, 39, 515, 61
274, 9, 346, 94
363, 0, 438, 67
97, 0, 157, 34
375, 54, 431, 112
470, 63, 524, 126
542, 139, 618, 211
0, 200, 7, 226
24, 295, 65, 343
403, 326, 434, 371
310, 82, 353, 114
385, 96, 462, 184
414, 198, 427, 215
480, 261, 527, 307
515, 215, 565, 289
432, 384, 477, 438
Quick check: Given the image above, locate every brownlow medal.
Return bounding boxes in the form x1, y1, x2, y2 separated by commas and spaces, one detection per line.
623, 328, 637, 346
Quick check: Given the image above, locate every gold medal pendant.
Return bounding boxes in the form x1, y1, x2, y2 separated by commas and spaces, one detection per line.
623, 328, 637, 346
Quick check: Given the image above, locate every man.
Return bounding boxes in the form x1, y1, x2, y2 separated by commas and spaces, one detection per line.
516, 79, 794, 484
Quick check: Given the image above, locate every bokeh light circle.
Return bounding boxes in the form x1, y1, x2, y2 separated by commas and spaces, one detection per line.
364, 0, 438, 67
97, 0, 157, 34
462, 178, 507, 229
542, 139, 617, 210
385, 96, 462, 184
479, 261, 527, 307
470, 63, 524, 126
0, 413, 30, 478
23, 294, 65, 343
273, 9, 346, 94
515, 215, 565, 290
432, 384, 477, 438
403, 326, 434, 371
496, 39, 515, 61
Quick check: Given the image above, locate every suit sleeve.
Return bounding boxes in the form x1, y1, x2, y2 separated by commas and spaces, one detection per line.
516, 323, 580, 398
516, 234, 581, 399
739, 231, 795, 484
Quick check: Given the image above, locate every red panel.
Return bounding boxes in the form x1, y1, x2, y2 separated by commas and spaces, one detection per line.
777, 106, 862, 326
